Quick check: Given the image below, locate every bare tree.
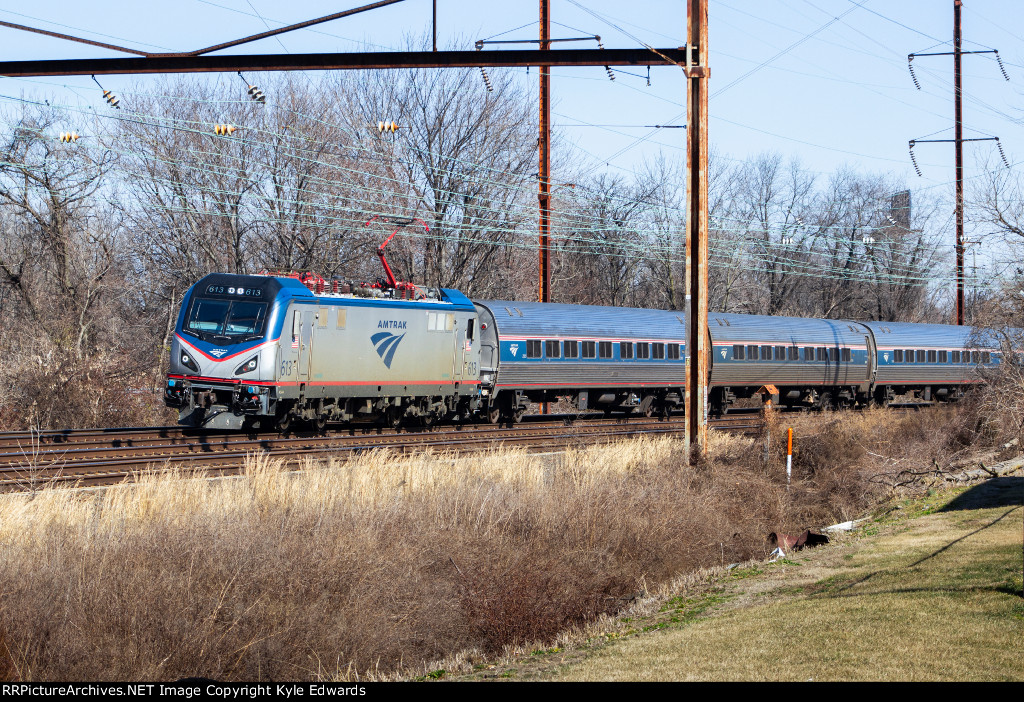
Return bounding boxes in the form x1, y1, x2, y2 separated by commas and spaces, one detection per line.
0, 104, 120, 357
730, 153, 815, 315
337, 59, 537, 296
553, 173, 659, 307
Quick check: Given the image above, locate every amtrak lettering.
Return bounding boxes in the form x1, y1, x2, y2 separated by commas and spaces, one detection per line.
377, 320, 408, 329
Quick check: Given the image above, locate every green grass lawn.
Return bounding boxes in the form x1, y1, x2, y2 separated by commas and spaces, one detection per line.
550, 479, 1024, 682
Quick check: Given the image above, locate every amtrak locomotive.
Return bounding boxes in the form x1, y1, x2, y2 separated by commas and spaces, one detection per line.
164, 272, 1002, 430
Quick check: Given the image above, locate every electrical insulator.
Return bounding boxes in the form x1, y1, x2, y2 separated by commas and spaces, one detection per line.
377, 121, 398, 134
103, 89, 121, 109
907, 55, 921, 90
996, 138, 1010, 168
479, 67, 494, 92
908, 141, 922, 177
214, 124, 237, 136
247, 85, 266, 103
995, 51, 1011, 82
596, 40, 614, 81
59, 131, 80, 143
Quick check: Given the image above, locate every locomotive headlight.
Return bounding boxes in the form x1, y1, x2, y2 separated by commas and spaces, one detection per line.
180, 350, 200, 373
235, 355, 259, 375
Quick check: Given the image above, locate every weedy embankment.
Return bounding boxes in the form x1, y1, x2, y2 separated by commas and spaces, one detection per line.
0, 405, 984, 681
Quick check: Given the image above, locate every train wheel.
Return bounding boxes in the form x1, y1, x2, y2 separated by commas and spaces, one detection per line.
487, 405, 501, 424
386, 407, 403, 429
513, 406, 525, 423
313, 414, 327, 433
275, 412, 292, 433
817, 392, 833, 411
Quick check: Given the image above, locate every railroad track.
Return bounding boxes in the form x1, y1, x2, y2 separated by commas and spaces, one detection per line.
0, 413, 761, 491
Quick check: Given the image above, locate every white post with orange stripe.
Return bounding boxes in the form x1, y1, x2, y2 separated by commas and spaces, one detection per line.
786, 427, 794, 490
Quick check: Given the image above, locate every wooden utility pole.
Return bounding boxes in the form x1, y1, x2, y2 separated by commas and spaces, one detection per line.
908, 0, 1008, 325
538, 0, 551, 304
685, 0, 710, 461
954, 0, 965, 325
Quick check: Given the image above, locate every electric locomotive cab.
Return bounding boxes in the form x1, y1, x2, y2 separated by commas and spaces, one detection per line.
165, 274, 303, 429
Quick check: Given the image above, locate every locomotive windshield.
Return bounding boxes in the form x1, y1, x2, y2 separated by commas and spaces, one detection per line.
184, 297, 268, 343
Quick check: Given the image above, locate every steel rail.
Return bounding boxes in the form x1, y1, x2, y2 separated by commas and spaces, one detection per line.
0, 419, 710, 491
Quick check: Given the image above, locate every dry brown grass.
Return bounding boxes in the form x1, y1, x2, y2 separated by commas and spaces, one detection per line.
0, 408, 954, 681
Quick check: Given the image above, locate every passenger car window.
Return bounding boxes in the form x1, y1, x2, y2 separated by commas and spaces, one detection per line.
636, 343, 650, 359
788, 346, 799, 361
582, 341, 596, 358
747, 345, 759, 361
652, 343, 665, 359
564, 340, 579, 358
894, 349, 903, 362
841, 348, 851, 362
939, 350, 948, 363
916, 350, 926, 363
545, 340, 560, 358
620, 342, 634, 359
526, 340, 542, 358
733, 345, 745, 360
927, 350, 936, 363
952, 350, 961, 363
667, 344, 681, 360
599, 341, 613, 359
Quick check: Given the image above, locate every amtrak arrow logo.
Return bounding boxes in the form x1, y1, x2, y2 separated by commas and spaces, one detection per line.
721, 349, 727, 359
883, 353, 889, 362
210, 349, 227, 358
371, 331, 406, 368
510, 343, 519, 357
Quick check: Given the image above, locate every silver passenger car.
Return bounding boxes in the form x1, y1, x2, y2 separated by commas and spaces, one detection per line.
475, 300, 688, 418
707, 313, 874, 411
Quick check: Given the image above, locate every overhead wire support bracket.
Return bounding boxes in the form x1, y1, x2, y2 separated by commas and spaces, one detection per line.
475, 35, 618, 83
908, 135, 1008, 173
907, 48, 1009, 88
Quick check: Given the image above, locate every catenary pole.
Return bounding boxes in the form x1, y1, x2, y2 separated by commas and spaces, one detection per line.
954, 0, 965, 325
685, 0, 710, 461
538, 0, 551, 305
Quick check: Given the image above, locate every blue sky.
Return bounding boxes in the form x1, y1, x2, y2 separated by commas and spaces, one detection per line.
2, 1, 1023, 247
